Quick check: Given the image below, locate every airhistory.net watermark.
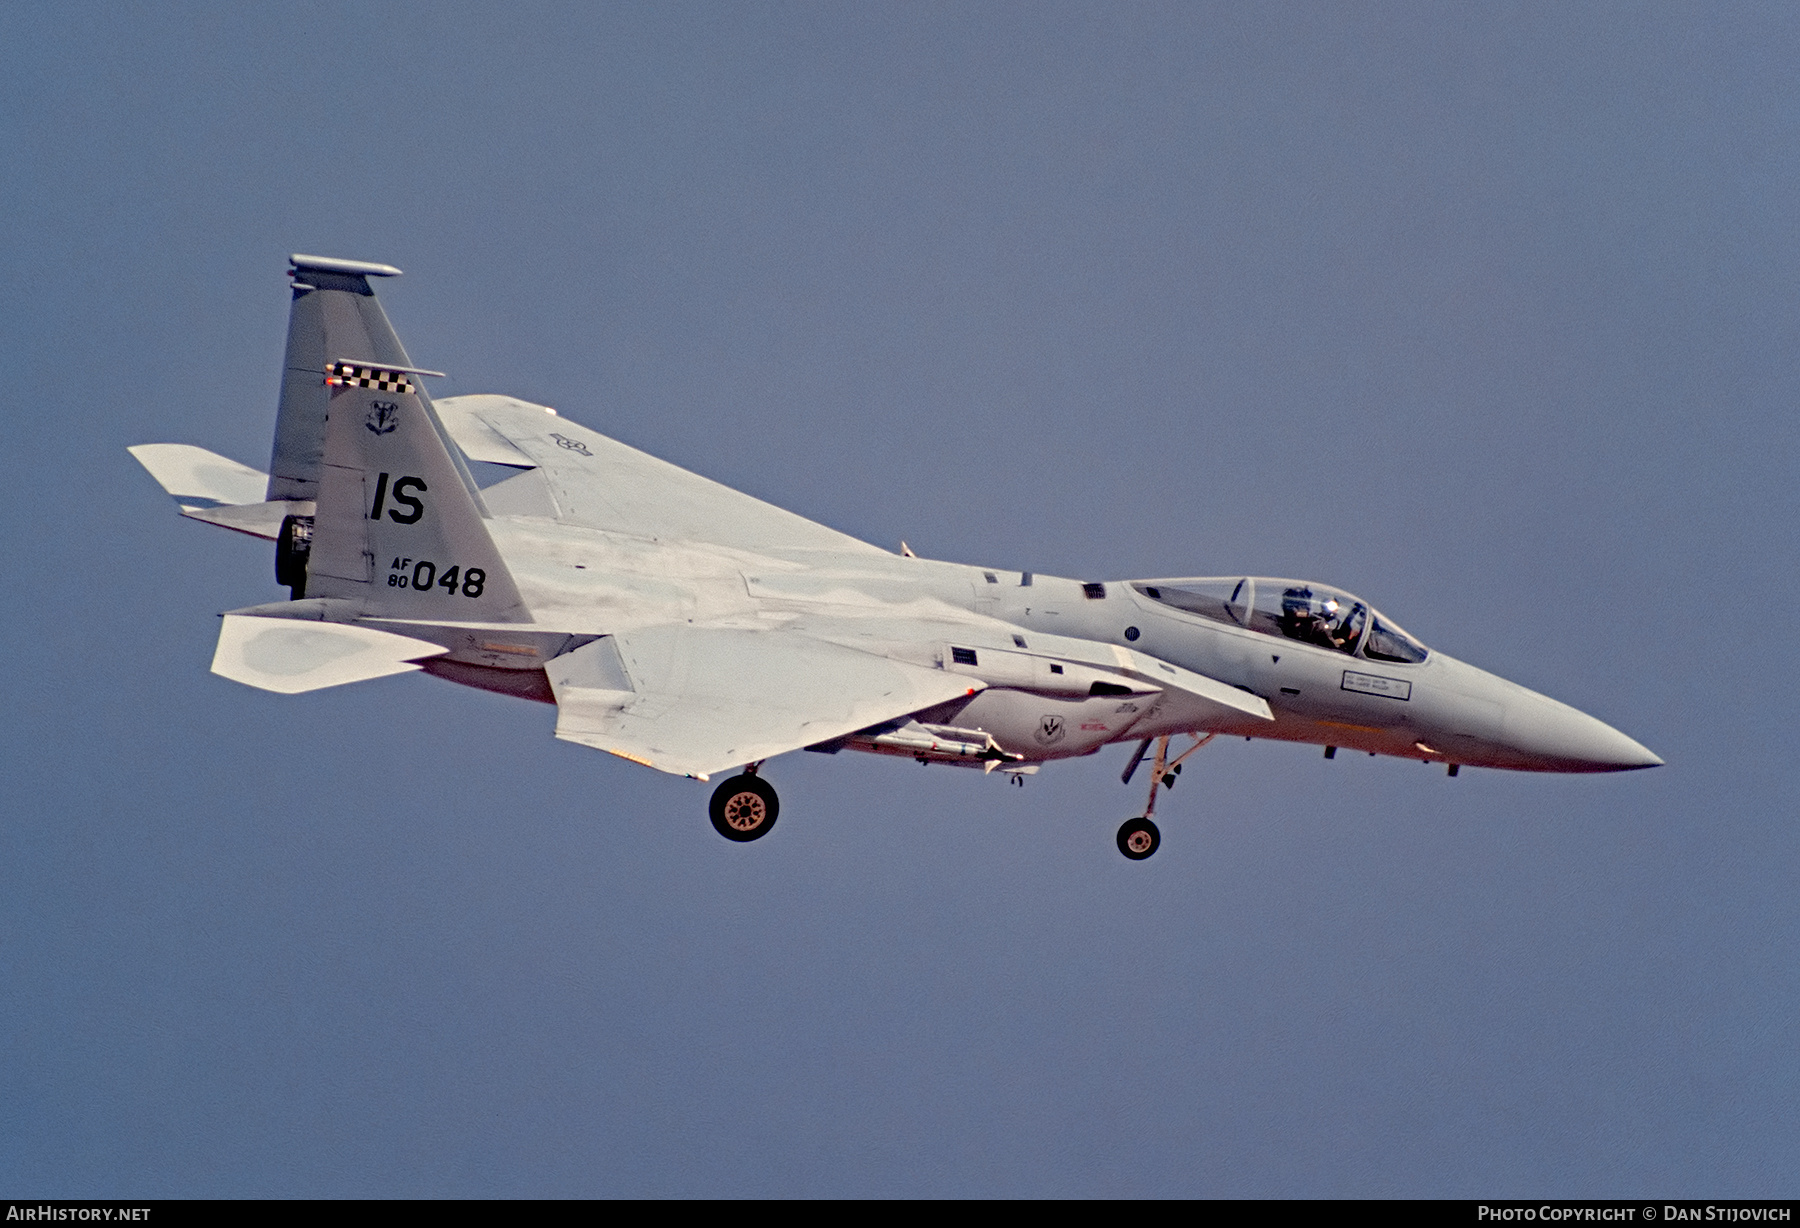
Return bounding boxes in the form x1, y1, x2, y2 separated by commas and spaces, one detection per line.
6, 1210, 150, 1222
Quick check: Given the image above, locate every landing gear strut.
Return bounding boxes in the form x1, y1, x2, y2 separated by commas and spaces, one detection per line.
709, 772, 779, 842
1114, 733, 1215, 860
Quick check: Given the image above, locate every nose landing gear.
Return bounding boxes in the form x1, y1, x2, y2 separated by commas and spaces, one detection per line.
1114, 733, 1214, 860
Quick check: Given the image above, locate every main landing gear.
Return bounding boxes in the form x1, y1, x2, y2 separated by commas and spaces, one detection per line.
709, 767, 779, 842
1114, 733, 1215, 860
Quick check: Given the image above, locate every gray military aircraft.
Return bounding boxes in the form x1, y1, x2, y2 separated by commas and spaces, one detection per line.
131, 255, 1660, 859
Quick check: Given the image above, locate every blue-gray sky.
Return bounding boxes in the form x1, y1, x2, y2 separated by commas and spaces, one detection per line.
3, 1, 1796, 1196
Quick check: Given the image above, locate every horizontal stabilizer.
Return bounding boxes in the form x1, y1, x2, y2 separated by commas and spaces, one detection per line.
211, 614, 447, 694
548, 625, 982, 779
129, 444, 269, 508
181, 499, 311, 541
131, 444, 307, 540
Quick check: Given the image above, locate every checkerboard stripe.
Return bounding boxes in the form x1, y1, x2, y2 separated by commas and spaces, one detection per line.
325, 362, 415, 394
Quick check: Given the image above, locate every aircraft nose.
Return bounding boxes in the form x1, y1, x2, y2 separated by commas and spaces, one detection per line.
1504, 692, 1663, 772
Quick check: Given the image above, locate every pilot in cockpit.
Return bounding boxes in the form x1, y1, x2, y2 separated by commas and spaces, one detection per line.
1279, 587, 1317, 642
1317, 597, 1346, 648
1280, 587, 1365, 653
1325, 599, 1366, 652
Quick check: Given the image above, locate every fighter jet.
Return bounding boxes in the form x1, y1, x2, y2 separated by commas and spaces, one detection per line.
130, 255, 1660, 859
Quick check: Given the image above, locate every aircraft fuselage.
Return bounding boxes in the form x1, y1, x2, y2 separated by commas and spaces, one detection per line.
441, 516, 1658, 775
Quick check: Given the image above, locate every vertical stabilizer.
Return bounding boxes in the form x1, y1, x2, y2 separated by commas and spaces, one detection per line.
287, 256, 531, 623
270, 255, 489, 506
269, 256, 403, 502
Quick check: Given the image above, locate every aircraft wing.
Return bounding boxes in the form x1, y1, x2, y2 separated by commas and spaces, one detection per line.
435, 395, 888, 557
547, 625, 980, 779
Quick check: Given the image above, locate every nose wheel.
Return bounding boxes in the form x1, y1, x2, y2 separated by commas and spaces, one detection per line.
1114, 733, 1216, 859
709, 773, 779, 842
1117, 816, 1160, 860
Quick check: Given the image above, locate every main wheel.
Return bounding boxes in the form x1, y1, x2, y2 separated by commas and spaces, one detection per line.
1116, 816, 1160, 860
710, 774, 779, 842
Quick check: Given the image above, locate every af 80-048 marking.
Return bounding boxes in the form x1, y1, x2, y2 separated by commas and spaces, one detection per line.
385, 560, 486, 597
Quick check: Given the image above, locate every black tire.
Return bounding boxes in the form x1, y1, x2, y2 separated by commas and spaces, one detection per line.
710, 774, 779, 842
1116, 816, 1160, 860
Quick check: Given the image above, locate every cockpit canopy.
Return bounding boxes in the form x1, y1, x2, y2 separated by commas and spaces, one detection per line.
1131, 577, 1429, 664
